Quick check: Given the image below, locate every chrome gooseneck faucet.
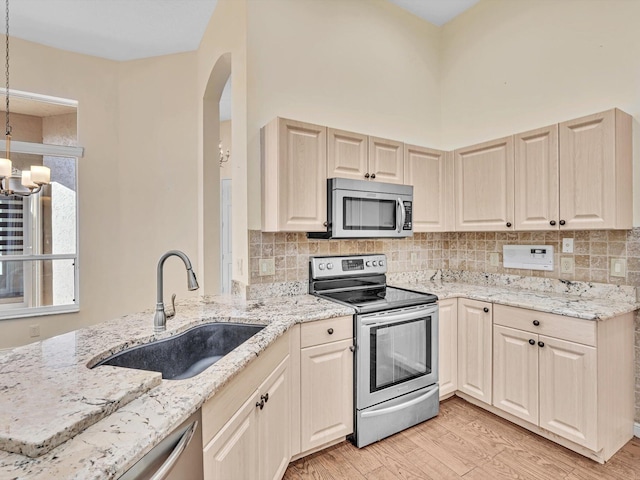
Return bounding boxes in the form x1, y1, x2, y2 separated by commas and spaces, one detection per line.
154, 250, 199, 333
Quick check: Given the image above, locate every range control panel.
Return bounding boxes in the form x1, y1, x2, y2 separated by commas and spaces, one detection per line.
503, 245, 554, 271
310, 254, 387, 279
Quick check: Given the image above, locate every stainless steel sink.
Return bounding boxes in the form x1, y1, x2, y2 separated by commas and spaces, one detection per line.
93, 322, 265, 380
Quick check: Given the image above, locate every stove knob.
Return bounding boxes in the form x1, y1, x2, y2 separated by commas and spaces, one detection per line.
318, 263, 325, 270
365, 261, 371, 267
372, 261, 378, 267
327, 263, 334, 270
379, 260, 385, 267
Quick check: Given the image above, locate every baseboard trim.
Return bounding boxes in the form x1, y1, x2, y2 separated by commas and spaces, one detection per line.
634, 422, 640, 438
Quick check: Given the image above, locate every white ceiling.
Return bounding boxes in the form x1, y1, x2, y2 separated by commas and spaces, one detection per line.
387, 0, 480, 26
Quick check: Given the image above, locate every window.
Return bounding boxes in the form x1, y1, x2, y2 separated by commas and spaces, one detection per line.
0, 90, 82, 319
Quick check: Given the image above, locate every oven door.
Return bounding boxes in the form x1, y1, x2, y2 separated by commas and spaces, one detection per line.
357, 304, 438, 410
332, 189, 412, 238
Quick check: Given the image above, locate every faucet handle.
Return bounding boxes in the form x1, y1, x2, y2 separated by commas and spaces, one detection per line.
166, 293, 177, 318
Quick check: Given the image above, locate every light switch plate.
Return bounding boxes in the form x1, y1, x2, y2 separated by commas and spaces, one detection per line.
610, 258, 627, 277
489, 252, 499, 267
562, 238, 574, 253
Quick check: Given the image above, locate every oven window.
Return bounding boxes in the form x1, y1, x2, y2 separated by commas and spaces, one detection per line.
343, 197, 396, 230
370, 316, 431, 392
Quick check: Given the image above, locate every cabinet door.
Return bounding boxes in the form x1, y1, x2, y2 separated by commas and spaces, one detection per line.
368, 136, 404, 184
404, 145, 453, 232
300, 338, 354, 452
454, 136, 514, 231
258, 357, 290, 480
262, 118, 327, 231
493, 325, 539, 424
559, 109, 632, 230
539, 335, 597, 450
457, 299, 493, 404
514, 125, 559, 230
438, 298, 458, 398
327, 128, 368, 181
203, 392, 259, 480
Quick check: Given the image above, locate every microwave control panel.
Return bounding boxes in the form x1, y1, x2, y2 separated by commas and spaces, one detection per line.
403, 201, 412, 230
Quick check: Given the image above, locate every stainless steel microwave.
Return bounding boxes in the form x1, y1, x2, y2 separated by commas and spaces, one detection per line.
308, 178, 413, 239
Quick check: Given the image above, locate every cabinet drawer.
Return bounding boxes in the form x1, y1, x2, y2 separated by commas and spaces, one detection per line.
493, 304, 596, 347
301, 316, 353, 348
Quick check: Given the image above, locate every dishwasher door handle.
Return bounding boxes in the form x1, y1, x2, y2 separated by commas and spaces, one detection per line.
149, 420, 198, 480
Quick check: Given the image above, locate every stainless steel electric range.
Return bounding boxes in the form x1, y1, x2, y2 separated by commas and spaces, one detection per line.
309, 254, 439, 448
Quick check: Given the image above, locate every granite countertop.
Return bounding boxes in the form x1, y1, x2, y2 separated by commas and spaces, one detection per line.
398, 281, 640, 320
0, 277, 638, 479
0, 294, 354, 480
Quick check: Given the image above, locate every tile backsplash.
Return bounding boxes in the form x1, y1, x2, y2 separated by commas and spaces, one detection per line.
249, 228, 640, 288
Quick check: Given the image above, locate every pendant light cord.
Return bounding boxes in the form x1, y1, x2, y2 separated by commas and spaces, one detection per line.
4, 0, 9, 158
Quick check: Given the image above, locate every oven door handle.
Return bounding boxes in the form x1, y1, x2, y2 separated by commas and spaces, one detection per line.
396, 198, 406, 234
361, 387, 438, 419
360, 305, 437, 326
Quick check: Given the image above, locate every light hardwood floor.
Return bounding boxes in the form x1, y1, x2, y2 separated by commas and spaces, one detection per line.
284, 396, 640, 480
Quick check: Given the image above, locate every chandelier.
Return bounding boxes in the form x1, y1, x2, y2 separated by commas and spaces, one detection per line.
0, 0, 50, 197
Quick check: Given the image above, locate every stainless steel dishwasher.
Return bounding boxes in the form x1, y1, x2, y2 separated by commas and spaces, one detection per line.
118, 410, 203, 480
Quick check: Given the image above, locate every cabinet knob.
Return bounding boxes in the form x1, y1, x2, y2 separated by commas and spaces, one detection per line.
529, 339, 535, 345
538, 341, 545, 348
549, 220, 556, 226
349, 345, 356, 352
261, 393, 269, 404
327, 328, 334, 335
483, 307, 489, 313
364, 173, 370, 179
533, 320, 540, 326
323, 221, 328, 227
256, 399, 265, 410
506, 222, 512, 228
559, 220, 566, 226
371, 173, 376, 179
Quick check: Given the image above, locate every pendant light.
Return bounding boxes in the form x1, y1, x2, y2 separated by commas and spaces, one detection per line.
0, 0, 50, 197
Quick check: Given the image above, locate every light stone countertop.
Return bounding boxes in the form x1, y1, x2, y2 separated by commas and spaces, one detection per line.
0, 278, 638, 480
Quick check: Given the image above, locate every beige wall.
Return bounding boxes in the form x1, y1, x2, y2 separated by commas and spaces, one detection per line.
245, 0, 442, 230
0, 39, 199, 348
440, 0, 640, 226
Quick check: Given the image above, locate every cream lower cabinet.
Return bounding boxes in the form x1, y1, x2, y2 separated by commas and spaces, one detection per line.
203, 334, 290, 480
437, 298, 457, 398
299, 316, 353, 454
492, 304, 634, 461
457, 298, 492, 405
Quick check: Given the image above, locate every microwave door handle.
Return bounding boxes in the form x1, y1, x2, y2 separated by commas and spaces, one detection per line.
397, 198, 406, 234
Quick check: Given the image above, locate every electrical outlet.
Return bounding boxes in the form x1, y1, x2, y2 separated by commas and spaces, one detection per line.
29, 324, 40, 338
236, 259, 243, 275
562, 238, 574, 253
610, 258, 627, 277
410, 252, 419, 265
489, 252, 499, 267
560, 257, 574, 275
259, 258, 275, 276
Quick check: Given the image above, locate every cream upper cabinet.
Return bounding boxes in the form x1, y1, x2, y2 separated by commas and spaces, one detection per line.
457, 298, 492, 405
404, 145, 453, 232
299, 316, 353, 454
454, 136, 514, 231
514, 125, 559, 230
327, 130, 404, 184
437, 298, 458, 399
262, 118, 327, 232
327, 128, 368, 181
558, 109, 632, 230
368, 136, 404, 184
